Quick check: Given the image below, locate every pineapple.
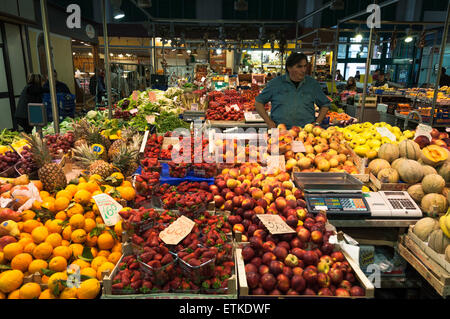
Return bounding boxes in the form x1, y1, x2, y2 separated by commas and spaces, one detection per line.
72, 143, 115, 179
108, 128, 135, 160
23, 133, 67, 193
73, 119, 110, 157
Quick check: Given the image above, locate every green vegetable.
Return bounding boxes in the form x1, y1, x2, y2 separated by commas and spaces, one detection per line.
155, 112, 190, 133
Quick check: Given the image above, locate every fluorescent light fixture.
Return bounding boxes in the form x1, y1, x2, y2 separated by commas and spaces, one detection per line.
355, 33, 363, 42
113, 9, 125, 19
88, 52, 93, 56
126, 53, 132, 57
404, 36, 413, 43
118, 54, 124, 58
186, 50, 191, 54
216, 49, 222, 54
110, 53, 114, 57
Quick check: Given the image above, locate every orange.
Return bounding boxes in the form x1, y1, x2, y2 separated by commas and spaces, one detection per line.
69, 214, 85, 229
85, 182, 99, 193
19, 282, 41, 299
95, 216, 104, 224
65, 184, 78, 196
74, 189, 92, 205
56, 190, 73, 200
114, 221, 123, 236
7, 290, 20, 299
85, 233, 97, 247
89, 174, 103, 184
71, 229, 87, 243
83, 218, 96, 233
116, 186, 136, 201
67, 203, 84, 217
76, 278, 100, 299
18, 237, 33, 248
17, 221, 23, 232
52, 245, 72, 260
41, 200, 55, 213
62, 225, 72, 241
54, 211, 67, 220
121, 180, 132, 188
83, 211, 95, 219
107, 252, 121, 265
90, 256, 107, 270
31, 180, 43, 191
23, 219, 40, 233
32, 200, 41, 210
59, 287, 77, 299
78, 176, 87, 183
45, 233, 62, 248
20, 210, 35, 221
61, 240, 70, 247
0, 252, 4, 264
10, 253, 33, 272
39, 289, 55, 299
54, 197, 70, 211
3, 242, 24, 260
71, 259, 90, 270
23, 242, 37, 254
90, 247, 98, 258
96, 250, 110, 259
91, 190, 102, 197
28, 259, 48, 275
97, 233, 114, 250
96, 262, 114, 281
111, 242, 122, 253
19, 232, 32, 240
77, 182, 89, 191
49, 256, 67, 272
39, 191, 50, 199
80, 267, 97, 278
31, 226, 48, 244
32, 242, 53, 260
69, 244, 84, 258
46, 220, 63, 234
44, 219, 52, 229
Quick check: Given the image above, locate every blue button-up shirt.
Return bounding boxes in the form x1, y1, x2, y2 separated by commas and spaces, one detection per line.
255, 74, 330, 128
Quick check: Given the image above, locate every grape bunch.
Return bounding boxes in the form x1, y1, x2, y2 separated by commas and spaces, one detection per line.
45, 132, 74, 157
0, 151, 20, 175
114, 109, 131, 120
16, 146, 37, 175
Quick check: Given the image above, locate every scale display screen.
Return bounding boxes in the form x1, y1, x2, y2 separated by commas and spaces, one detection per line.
305, 194, 370, 218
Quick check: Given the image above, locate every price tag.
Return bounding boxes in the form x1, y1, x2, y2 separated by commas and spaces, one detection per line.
191, 103, 199, 111
129, 108, 138, 115
159, 216, 195, 245
146, 115, 156, 124
292, 141, 306, 153
376, 127, 396, 141
315, 206, 328, 211
257, 214, 296, 235
264, 155, 285, 174
230, 104, 240, 111
148, 91, 157, 102
93, 194, 123, 226
132, 90, 139, 101
414, 123, 432, 141
140, 131, 149, 153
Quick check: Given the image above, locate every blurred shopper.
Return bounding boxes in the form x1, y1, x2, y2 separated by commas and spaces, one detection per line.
15, 74, 44, 133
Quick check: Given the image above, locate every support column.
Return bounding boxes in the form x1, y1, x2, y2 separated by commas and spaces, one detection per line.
101, 0, 112, 119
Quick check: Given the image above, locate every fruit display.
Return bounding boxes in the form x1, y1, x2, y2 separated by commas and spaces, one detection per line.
0, 150, 21, 176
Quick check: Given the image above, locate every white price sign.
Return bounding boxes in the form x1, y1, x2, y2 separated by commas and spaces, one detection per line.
257, 214, 296, 235
376, 127, 396, 141
292, 141, 306, 153
93, 194, 123, 226
159, 216, 195, 245
414, 123, 432, 142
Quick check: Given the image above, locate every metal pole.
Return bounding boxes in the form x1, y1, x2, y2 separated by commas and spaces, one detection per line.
430, 0, 450, 127
40, 0, 59, 134
359, 26, 375, 123
101, 0, 112, 119
331, 26, 339, 95
426, 31, 438, 85
295, 21, 299, 49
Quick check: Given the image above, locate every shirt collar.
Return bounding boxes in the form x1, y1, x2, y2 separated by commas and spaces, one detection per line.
285, 73, 306, 87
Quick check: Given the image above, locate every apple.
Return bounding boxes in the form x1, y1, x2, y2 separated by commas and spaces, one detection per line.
282, 266, 293, 279
251, 257, 262, 267
414, 135, 431, 148
259, 264, 269, 275
269, 260, 284, 275
273, 246, 288, 260
345, 272, 356, 283
261, 273, 277, 292
302, 267, 318, 285
335, 288, 350, 297
276, 274, 291, 292
242, 246, 255, 262
252, 287, 266, 295
262, 252, 276, 265
350, 285, 365, 296
290, 275, 306, 293
253, 229, 267, 239
233, 224, 245, 233
331, 251, 345, 262
246, 272, 260, 289
339, 280, 352, 292
311, 230, 323, 244
278, 241, 290, 251
329, 268, 344, 285
317, 272, 331, 288
249, 236, 264, 250
318, 288, 333, 296
321, 242, 335, 256
317, 260, 330, 274
291, 248, 305, 260
245, 263, 258, 274
262, 241, 276, 252
297, 227, 310, 242
284, 254, 299, 267
320, 255, 333, 267
290, 237, 303, 249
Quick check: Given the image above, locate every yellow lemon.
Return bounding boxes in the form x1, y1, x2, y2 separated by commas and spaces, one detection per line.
48, 272, 68, 297
20, 210, 36, 221
74, 190, 92, 205
80, 267, 97, 278
52, 245, 72, 260
23, 242, 36, 255
76, 278, 100, 299
54, 197, 70, 211
62, 225, 72, 241
28, 259, 48, 275
90, 256, 107, 271
69, 244, 84, 258
23, 219, 40, 233
0, 270, 24, 293
59, 287, 78, 299
32, 242, 53, 260
31, 226, 49, 244
108, 252, 121, 265
96, 262, 115, 281
19, 282, 41, 299
45, 233, 62, 248
97, 232, 114, 250
3, 243, 24, 261
69, 214, 85, 229
49, 256, 68, 272
56, 189, 73, 200
71, 259, 90, 270
46, 219, 63, 234
39, 289, 55, 299
11, 253, 33, 272
54, 211, 67, 221
71, 229, 87, 244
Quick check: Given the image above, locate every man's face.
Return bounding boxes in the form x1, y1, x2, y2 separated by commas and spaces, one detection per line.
288, 59, 308, 82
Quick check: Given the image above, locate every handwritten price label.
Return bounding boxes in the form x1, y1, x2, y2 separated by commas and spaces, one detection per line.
132, 90, 139, 101
376, 127, 396, 141
292, 141, 306, 153
159, 216, 195, 245
257, 214, 296, 235
148, 91, 157, 102
93, 194, 123, 226
264, 155, 285, 174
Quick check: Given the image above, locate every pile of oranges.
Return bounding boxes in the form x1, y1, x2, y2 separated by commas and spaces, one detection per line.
0, 172, 135, 299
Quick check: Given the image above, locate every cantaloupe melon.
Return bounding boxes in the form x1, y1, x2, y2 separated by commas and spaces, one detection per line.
421, 193, 448, 217
397, 159, 424, 184
399, 140, 422, 160
422, 165, 438, 176
377, 168, 399, 183
428, 229, 450, 254
413, 217, 440, 241
378, 143, 400, 163
408, 184, 425, 203
368, 158, 391, 176
421, 174, 446, 194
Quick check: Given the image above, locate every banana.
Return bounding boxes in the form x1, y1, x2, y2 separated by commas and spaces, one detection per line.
446, 209, 450, 231
439, 214, 450, 238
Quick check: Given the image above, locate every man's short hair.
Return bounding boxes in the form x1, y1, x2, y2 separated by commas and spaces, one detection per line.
285, 52, 308, 72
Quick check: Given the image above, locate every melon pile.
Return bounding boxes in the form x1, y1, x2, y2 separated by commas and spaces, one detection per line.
367, 140, 450, 217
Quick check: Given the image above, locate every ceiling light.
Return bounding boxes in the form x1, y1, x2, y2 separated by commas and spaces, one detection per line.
118, 54, 123, 58
73, 52, 76, 55
186, 50, 191, 54
216, 49, 222, 55
404, 36, 413, 43
110, 53, 114, 57
113, 9, 125, 20
126, 53, 132, 57
355, 33, 363, 42
88, 52, 93, 56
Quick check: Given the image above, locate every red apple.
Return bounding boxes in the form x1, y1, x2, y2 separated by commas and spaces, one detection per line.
331, 251, 345, 262
276, 274, 290, 292
311, 230, 323, 244
261, 273, 276, 292
246, 272, 260, 289
297, 227, 310, 242
262, 252, 276, 265
291, 274, 306, 293
329, 268, 344, 285
302, 250, 319, 266
335, 288, 350, 297
242, 246, 255, 262
262, 241, 276, 252
318, 288, 333, 296
284, 254, 299, 267
259, 264, 270, 276
302, 267, 318, 285
317, 272, 331, 288
350, 285, 365, 296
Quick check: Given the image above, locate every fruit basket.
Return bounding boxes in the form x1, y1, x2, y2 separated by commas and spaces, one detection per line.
137, 251, 178, 286
178, 245, 217, 284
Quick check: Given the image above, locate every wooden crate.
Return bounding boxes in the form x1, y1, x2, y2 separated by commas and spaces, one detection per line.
398, 235, 450, 297
102, 242, 238, 299
407, 225, 450, 273
354, 96, 377, 108
369, 172, 411, 191
235, 245, 374, 298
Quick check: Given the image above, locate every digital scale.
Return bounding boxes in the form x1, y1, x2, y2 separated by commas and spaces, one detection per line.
182, 110, 205, 122
293, 172, 422, 219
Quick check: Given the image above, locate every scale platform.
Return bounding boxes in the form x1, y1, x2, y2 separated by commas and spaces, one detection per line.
294, 172, 370, 218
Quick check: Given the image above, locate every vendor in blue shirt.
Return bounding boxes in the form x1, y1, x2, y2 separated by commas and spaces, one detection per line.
255, 52, 330, 129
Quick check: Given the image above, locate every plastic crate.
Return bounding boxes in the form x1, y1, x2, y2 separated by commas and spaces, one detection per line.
42, 93, 76, 122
